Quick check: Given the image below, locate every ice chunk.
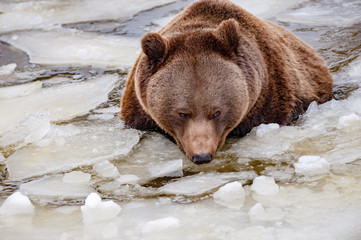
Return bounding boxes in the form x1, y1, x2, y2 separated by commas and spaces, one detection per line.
148, 159, 183, 178
213, 181, 246, 209
159, 172, 256, 197
81, 192, 121, 224
117, 174, 140, 185
63, 171, 91, 183
20, 175, 93, 199
93, 160, 120, 178
0, 74, 118, 133
142, 217, 180, 234
0, 111, 51, 152
0, 63, 16, 75
251, 176, 279, 196
294, 156, 330, 177
1, 29, 140, 68
277, 0, 361, 26
6, 121, 139, 180
0, 192, 34, 216
231, 0, 307, 19
0, 81, 41, 99
256, 123, 280, 137
0, 0, 176, 32
93, 107, 121, 114
248, 203, 284, 221
337, 113, 361, 132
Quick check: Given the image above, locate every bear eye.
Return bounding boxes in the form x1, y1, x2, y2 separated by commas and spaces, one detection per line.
212, 111, 221, 119
179, 113, 190, 120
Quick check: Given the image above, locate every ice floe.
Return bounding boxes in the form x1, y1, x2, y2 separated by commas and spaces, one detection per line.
142, 217, 180, 235
6, 120, 139, 180
81, 192, 121, 224
0, 0, 176, 33
0, 30, 140, 68
0, 81, 42, 99
20, 175, 93, 199
93, 160, 120, 179
0, 192, 34, 216
62, 171, 91, 183
0, 74, 118, 133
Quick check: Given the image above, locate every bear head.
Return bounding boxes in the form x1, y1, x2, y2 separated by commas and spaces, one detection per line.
134, 19, 263, 164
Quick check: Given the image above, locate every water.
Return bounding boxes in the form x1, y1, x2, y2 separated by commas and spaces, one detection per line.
0, 0, 361, 239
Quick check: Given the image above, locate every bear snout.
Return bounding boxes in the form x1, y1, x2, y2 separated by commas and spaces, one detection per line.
192, 153, 213, 164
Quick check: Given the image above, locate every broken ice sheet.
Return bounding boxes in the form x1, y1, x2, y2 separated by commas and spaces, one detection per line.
6, 119, 140, 180
0, 0, 176, 33
277, 0, 361, 27
158, 171, 256, 197
0, 29, 140, 68
0, 74, 118, 133
20, 175, 93, 199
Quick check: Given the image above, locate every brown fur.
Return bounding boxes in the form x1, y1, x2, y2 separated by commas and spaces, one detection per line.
120, 0, 333, 163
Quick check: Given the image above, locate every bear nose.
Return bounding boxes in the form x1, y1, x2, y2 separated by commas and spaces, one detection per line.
191, 154, 213, 164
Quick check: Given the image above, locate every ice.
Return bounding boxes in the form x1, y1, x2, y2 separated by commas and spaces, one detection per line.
231, 0, 307, 19
0, 63, 17, 76
294, 156, 331, 177
213, 181, 246, 209
0, 0, 176, 33
0, 192, 34, 216
93, 160, 120, 179
337, 113, 361, 132
0, 81, 41, 99
277, 0, 361, 26
117, 174, 140, 185
0, 111, 51, 152
159, 172, 256, 197
250, 176, 279, 196
255, 123, 280, 137
20, 175, 93, 199
142, 217, 180, 234
0, 74, 118, 133
80, 192, 121, 224
63, 171, 91, 183
248, 203, 284, 221
6, 121, 140, 180
148, 159, 183, 178
0, 152, 5, 164
0, 30, 140, 68
102, 223, 119, 239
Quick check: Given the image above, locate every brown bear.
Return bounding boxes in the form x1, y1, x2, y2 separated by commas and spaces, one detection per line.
120, 0, 333, 164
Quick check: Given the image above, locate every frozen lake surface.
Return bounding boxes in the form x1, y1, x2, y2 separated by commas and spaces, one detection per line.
0, 0, 361, 239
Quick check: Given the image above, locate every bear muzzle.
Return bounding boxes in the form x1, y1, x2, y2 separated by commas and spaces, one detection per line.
191, 153, 213, 164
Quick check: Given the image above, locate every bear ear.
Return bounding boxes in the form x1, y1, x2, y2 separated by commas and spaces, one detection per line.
141, 33, 168, 64
214, 18, 240, 53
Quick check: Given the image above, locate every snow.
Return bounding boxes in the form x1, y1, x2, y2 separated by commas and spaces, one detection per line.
277, 0, 361, 27
63, 171, 91, 183
0, 30, 140, 68
0, 63, 17, 76
80, 192, 121, 224
142, 217, 180, 234
0, 0, 176, 33
213, 181, 246, 209
20, 175, 93, 199
93, 160, 120, 179
250, 176, 280, 196
0, 192, 34, 216
0, 74, 119, 133
6, 121, 140, 180
294, 156, 331, 177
